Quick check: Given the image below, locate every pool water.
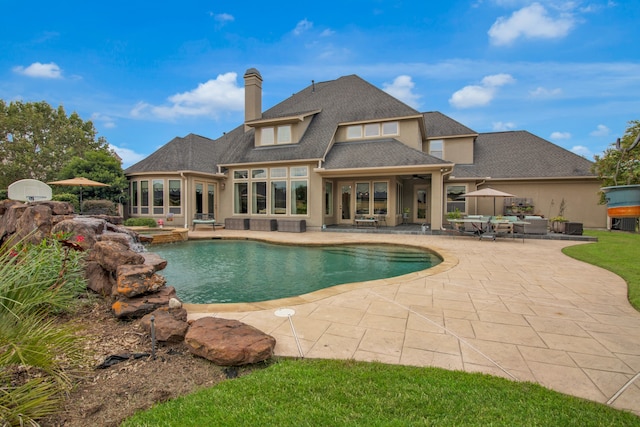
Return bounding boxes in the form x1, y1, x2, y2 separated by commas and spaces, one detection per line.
150, 240, 442, 304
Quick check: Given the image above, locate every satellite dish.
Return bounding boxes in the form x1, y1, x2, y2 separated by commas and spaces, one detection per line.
8, 179, 53, 202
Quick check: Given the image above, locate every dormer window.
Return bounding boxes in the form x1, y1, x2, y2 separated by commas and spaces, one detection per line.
259, 125, 292, 146
347, 125, 362, 139
346, 121, 399, 140
364, 123, 380, 137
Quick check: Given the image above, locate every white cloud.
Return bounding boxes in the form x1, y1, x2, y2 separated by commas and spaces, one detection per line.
488, 2, 575, 46
382, 75, 421, 109
108, 144, 146, 168
211, 12, 234, 23
131, 72, 244, 120
529, 86, 562, 97
293, 19, 313, 36
481, 73, 515, 86
492, 121, 516, 131
320, 28, 335, 37
571, 145, 592, 158
13, 62, 62, 79
590, 124, 610, 137
550, 131, 571, 140
449, 73, 515, 109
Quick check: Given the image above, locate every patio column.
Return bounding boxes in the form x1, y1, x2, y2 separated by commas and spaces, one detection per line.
430, 172, 445, 230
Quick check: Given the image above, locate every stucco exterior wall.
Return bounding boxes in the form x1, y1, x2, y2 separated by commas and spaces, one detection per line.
456, 179, 607, 228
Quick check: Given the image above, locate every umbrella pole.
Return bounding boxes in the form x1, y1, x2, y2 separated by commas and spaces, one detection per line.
80, 186, 83, 214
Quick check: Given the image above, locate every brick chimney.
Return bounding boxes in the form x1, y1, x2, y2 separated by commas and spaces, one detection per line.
244, 68, 262, 131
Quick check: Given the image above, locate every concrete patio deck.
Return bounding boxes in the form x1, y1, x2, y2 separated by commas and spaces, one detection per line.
180, 228, 640, 417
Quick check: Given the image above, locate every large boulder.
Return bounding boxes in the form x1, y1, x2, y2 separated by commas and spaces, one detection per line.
91, 240, 145, 273
14, 204, 54, 244
115, 264, 166, 298
112, 286, 177, 319
141, 307, 189, 342
85, 261, 114, 296
185, 317, 276, 366
52, 217, 107, 250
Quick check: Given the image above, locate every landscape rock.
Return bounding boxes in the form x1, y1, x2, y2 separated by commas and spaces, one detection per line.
85, 261, 115, 296
168, 298, 182, 309
115, 264, 166, 298
142, 252, 168, 272
52, 217, 107, 250
14, 204, 55, 244
112, 286, 178, 319
91, 240, 145, 273
141, 307, 189, 342
184, 317, 276, 366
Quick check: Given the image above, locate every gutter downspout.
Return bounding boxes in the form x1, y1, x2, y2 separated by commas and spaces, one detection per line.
180, 172, 188, 229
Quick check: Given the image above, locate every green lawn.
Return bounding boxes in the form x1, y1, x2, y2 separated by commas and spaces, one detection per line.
123, 230, 640, 426
563, 230, 640, 311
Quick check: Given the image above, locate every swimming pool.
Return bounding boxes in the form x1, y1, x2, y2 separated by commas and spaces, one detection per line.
150, 240, 442, 304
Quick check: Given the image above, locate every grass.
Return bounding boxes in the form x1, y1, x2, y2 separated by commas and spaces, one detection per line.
123, 229, 640, 426
122, 359, 640, 426
563, 229, 640, 311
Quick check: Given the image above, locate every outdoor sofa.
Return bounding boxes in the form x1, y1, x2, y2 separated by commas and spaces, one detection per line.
513, 216, 549, 235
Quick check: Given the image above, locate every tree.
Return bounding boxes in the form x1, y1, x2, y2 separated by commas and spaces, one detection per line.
57, 149, 128, 203
592, 120, 640, 187
0, 100, 108, 190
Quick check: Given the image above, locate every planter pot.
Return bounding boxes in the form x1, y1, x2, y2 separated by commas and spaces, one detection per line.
601, 185, 640, 218
551, 221, 566, 233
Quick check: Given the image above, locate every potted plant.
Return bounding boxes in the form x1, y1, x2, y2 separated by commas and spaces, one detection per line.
446, 208, 462, 220
550, 216, 568, 233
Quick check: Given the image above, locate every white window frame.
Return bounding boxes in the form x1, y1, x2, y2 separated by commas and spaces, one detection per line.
347, 125, 362, 139
382, 121, 398, 136
261, 127, 275, 145
364, 123, 380, 137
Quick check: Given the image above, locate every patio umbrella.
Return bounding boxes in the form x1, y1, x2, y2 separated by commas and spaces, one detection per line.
48, 177, 109, 213
460, 187, 516, 216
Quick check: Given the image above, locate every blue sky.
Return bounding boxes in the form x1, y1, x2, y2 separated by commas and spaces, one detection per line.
2, 0, 639, 168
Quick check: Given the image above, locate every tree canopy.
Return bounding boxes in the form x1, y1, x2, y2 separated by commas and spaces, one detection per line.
0, 100, 126, 201
1, 100, 106, 186
592, 120, 640, 187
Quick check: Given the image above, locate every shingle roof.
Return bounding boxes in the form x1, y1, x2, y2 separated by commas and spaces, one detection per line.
224, 75, 422, 165
423, 111, 477, 137
323, 139, 448, 169
451, 131, 595, 179
124, 133, 220, 174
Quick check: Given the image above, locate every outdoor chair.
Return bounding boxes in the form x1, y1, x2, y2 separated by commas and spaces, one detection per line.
192, 213, 216, 230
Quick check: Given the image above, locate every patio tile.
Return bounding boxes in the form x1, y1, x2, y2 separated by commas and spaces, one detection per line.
471, 322, 546, 347
539, 332, 613, 356
358, 329, 404, 357
404, 329, 461, 355
307, 305, 365, 325
367, 300, 410, 319
517, 345, 576, 367
526, 361, 607, 402
306, 333, 360, 359
401, 347, 463, 370
569, 352, 636, 373
358, 313, 407, 332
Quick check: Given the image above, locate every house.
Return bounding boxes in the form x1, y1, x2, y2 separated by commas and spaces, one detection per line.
124, 68, 607, 230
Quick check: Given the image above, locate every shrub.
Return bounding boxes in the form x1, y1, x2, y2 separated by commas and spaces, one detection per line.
52, 193, 80, 212
124, 217, 157, 227
0, 189, 7, 201
0, 234, 87, 425
82, 199, 117, 215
